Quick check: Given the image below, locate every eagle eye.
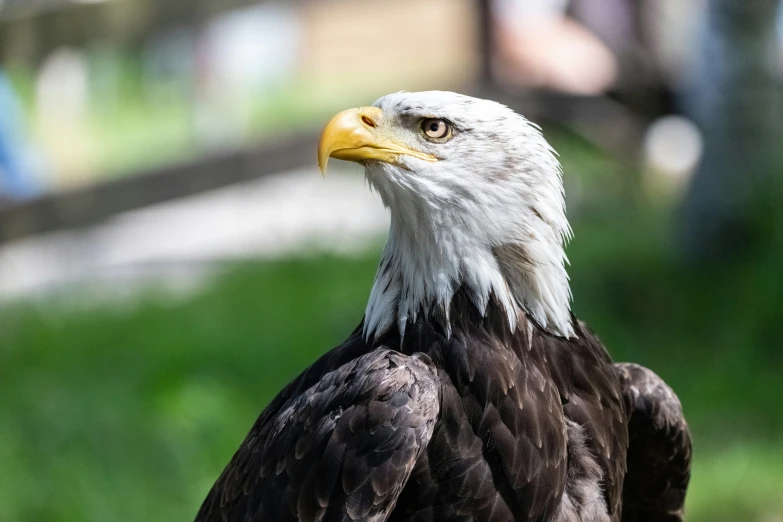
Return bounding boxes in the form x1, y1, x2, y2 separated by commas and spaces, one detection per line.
421, 118, 452, 141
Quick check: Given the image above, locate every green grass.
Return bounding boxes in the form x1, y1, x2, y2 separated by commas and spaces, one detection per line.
0, 257, 379, 522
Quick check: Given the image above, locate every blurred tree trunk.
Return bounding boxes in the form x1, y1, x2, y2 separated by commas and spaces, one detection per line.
679, 0, 783, 263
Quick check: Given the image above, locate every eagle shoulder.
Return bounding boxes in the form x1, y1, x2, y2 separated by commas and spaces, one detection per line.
195, 347, 441, 522
614, 363, 692, 522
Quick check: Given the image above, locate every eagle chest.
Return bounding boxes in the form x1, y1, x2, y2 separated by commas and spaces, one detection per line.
393, 333, 570, 522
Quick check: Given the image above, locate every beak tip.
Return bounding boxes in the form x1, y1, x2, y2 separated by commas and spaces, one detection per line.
318, 156, 327, 177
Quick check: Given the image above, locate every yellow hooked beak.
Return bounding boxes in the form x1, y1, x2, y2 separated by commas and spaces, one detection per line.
317, 106, 438, 176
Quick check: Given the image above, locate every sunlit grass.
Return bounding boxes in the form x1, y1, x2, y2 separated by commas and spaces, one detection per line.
688, 443, 783, 521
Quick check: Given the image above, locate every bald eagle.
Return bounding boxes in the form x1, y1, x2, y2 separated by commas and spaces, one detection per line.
195, 91, 691, 522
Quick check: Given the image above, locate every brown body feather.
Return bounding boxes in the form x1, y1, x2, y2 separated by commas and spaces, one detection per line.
195, 290, 690, 522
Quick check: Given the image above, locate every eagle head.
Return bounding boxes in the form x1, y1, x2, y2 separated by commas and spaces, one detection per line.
319, 91, 573, 341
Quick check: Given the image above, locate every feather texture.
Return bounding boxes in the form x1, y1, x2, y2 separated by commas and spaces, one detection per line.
196, 346, 439, 522
614, 364, 692, 522
192, 292, 689, 522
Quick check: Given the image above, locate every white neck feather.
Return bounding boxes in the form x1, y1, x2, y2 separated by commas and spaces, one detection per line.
363, 165, 574, 342
364, 211, 515, 341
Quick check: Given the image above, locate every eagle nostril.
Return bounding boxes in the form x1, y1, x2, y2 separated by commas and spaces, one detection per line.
361, 115, 376, 128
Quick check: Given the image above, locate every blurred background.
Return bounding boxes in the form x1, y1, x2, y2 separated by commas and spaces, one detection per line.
0, 0, 782, 520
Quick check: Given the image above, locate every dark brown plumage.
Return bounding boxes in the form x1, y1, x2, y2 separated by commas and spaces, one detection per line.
194, 290, 691, 522
615, 364, 692, 522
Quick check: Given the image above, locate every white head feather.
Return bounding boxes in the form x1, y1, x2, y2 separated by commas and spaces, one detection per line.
360, 91, 574, 341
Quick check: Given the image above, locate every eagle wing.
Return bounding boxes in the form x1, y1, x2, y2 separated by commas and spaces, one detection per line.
195, 349, 441, 522
614, 363, 692, 522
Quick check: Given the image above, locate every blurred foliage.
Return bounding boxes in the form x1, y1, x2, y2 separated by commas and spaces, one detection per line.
1, 134, 782, 522
6, 61, 372, 179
